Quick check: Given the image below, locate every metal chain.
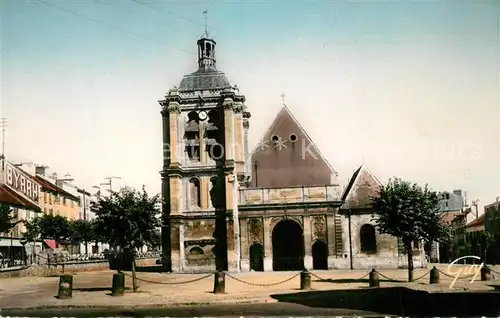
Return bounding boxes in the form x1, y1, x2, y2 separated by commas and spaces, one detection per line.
375, 270, 403, 282
308, 271, 369, 281
121, 272, 214, 285
436, 268, 476, 279
224, 271, 300, 287
412, 270, 431, 281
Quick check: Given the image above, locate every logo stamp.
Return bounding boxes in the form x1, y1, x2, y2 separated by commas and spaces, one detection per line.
446, 255, 483, 289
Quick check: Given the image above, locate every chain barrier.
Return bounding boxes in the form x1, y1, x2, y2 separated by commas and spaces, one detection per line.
412, 270, 431, 281
374, 270, 404, 282
435, 268, 476, 279
308, 271, 370, 282
121, 271, 214, 285
224, 271, 300, 287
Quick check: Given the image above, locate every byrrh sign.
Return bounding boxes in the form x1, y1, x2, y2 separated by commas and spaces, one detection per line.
4, 161, 40, 202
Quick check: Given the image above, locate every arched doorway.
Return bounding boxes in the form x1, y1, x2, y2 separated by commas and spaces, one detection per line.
312, 240, 328, 270
272, 220, 304, 271
249, 243, 264, 271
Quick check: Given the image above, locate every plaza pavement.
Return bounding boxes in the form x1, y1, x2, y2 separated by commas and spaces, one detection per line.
1, 264, 499, 311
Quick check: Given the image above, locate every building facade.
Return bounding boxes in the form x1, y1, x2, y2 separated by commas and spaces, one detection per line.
0, 159, 43, 258
160, 33, 425, 272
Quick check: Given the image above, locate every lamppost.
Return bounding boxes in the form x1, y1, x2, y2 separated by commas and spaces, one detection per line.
344, 201, 354, 270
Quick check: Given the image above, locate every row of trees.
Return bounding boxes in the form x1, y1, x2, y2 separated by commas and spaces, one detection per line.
0, 187, 162, 257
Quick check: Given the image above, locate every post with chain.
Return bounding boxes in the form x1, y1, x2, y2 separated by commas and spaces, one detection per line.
429, 266, 439, 284
369, 268, 380, 287
213, 271, 226, 294
111, 272, 125, 296
56, 274, 73, 299
300, 270, 311, 290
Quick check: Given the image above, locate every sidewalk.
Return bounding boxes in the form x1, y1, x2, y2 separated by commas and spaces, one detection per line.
1, 265, 498, 311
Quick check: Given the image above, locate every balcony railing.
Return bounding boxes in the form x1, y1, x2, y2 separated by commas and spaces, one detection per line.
239, 185, 342, 205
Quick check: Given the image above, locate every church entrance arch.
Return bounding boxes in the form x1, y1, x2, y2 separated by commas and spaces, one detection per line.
272, 219, 304, 271
249, 243, 264, 271
312, 240, 328, 270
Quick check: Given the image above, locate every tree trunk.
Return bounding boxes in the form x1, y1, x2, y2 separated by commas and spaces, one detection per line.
404, 239, 414, 282
132, 257, 138, 292
84, 241, 88, 255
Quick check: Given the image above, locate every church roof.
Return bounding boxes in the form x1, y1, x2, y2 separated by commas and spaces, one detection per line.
251, 103, 337, 176
341, 164, 383, 209
178, 67, 232, 92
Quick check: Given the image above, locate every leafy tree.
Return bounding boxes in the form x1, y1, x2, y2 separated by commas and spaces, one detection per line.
69, 219, 95, 254
0, 203, 17, 234
21, 217, 41, 259
479, 232, 495, 262
371, 178, 450, 281
91, 186, 161, 291
38, 214, 71, 247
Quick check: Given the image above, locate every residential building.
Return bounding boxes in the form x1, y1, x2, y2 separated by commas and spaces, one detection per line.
0, 159, 43, 259
33, 170, 79, 221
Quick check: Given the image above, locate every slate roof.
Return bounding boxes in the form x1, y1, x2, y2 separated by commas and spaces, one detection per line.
178, 67, 231, 92
34, 176, 79, 201
341, 165, 382, 209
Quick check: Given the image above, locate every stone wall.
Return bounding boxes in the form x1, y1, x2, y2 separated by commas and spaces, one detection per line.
337, 213, 426, 269
0, 258, 158, 278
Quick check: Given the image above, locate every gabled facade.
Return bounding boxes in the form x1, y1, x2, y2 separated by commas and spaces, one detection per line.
250, 105, 338, 188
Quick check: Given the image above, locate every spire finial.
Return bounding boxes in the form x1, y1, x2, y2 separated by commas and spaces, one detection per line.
203, 9, 209, 37
280, 92, 286, 105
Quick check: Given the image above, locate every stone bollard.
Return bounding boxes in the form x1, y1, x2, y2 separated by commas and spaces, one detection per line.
481, 267, 491, 281
57, 274, 73, 299
300, 270, 311, 290
213, 271, 226, 294
369, 269, 380, 287
429, 266, 439, 284
111, 272, 125, 296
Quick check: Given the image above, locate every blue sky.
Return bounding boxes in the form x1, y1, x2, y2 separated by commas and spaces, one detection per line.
1, 0, 499, 209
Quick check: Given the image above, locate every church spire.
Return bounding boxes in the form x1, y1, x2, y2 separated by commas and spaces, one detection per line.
197, 10, 216, 70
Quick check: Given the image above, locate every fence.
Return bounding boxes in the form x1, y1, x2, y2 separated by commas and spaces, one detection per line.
0, 251, 160, 270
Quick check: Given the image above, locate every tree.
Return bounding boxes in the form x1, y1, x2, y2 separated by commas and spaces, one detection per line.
22, 217, 41, 260
0, 203, 17, 234
38, 214, 71, 247
479, 232, 495, 262
371, 178, 450, 281
69, 219, 95, 254
91, 186, 161, 291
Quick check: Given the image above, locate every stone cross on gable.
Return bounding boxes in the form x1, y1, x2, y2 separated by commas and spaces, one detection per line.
280, 92, 286, 104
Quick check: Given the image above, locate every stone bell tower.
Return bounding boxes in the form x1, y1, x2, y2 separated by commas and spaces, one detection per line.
159, 31, 251, 272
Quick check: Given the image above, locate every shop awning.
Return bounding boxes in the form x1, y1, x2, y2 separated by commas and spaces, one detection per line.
43, 239, 57, 249
0, 238, 23, 247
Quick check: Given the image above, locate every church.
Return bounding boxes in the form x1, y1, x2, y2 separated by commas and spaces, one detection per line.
158, 31, 426, 272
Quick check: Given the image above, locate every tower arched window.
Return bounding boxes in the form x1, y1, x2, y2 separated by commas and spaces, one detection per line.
205, 110, 223, 161
360, 224, 377, 253
208, 176, 217, 208
185, 111, 200, 161
189, 177, 201, 208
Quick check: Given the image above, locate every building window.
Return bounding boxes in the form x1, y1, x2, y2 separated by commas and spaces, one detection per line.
71, 200, 74, 208
188, 177, 201, 208
43, 208, 47, 214
48, 194, 52, 204
63, 197, 67, 206
44, 192, 47, 203
360, 224, 377, 253
49, 208, 53, 216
